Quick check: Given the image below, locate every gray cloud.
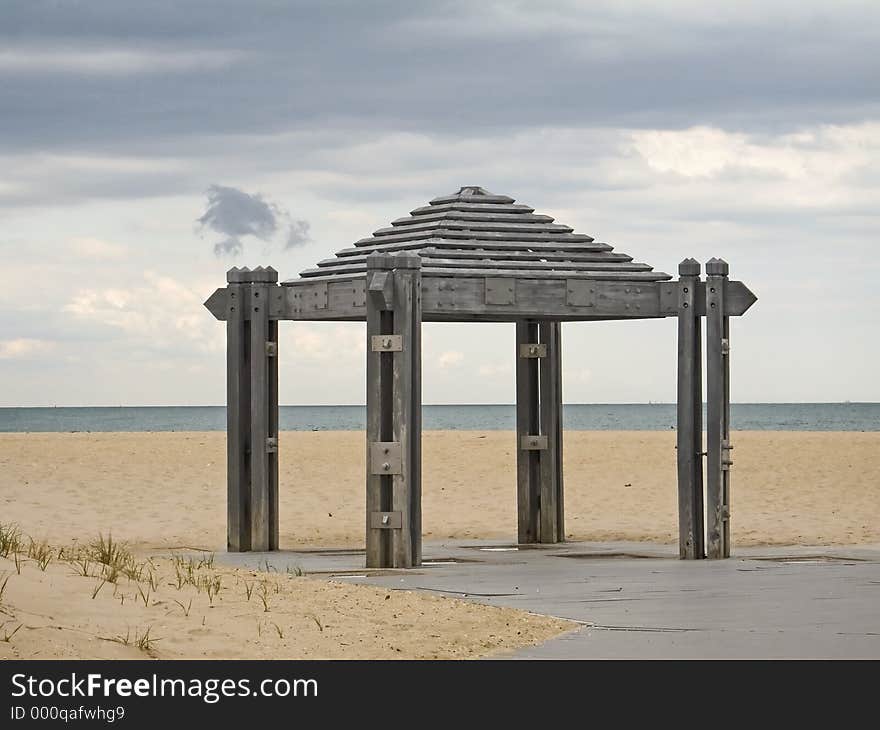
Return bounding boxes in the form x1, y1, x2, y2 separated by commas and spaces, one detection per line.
197, 184, 310, 256
1, 1, 879, 162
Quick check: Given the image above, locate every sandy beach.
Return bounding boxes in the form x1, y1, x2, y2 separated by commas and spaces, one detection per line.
1, 430, 878, 659
1, 430, 878, 550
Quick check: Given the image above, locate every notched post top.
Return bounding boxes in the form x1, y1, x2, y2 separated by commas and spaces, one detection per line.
366, 252, 422, 271
391, 252, 422, 270
678, 258, 701, 277
227, 266, 279, 284
705, 258, 729, 277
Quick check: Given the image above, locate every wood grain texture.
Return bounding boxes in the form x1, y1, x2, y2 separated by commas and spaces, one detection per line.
515, 320, 540, 544
248, 283, 270, 552
705, 262, 728, 559
676, 263, 705, 559
226, 283, 248, 552
539, 321, 563, 543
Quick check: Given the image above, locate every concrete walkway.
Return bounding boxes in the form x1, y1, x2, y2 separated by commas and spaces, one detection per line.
213, 540, 880, 659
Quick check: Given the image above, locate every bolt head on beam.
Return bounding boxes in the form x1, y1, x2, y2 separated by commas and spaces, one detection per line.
678, 258, 701, 277
705, 258, 729, 276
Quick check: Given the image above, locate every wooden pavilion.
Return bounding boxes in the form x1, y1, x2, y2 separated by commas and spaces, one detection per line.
205, 186, 756, 567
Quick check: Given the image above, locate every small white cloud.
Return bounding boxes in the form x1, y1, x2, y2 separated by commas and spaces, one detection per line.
64, 272, 223, 354
69, 237, 126, 260
0, 338, 55, 359
478, 363, 512, 378
438, 350, 464, 369
0, 47, 247, 76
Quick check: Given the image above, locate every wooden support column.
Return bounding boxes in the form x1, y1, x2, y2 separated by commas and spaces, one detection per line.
365, 252, 422, 568
676, 259, 705, 559
516, 320, 564, 544
225, 266, 280, 552
706, 258, 731, 559
516, 320, 540, 543
539, 321, 564, 543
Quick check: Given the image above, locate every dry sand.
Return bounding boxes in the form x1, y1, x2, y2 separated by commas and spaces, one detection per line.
1, 430, 878, 550
1, 430, 877, 660
0, 551, 569, 660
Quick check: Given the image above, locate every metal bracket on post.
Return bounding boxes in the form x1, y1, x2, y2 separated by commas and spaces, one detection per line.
370, 441, 402, 475
519, 343, 547, 358
521, 435, 548, 450
266, 436, 278, 453
265, 341, 277, 357
485, 278, 515, 305
371, 335, 403, 352
566, 280, 596, 307
370, 511, 403, 529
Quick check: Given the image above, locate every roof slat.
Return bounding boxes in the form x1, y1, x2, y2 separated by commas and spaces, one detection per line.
312, 257, 652, 273
411, 202, 535, 216
418, 248, 632, 262
300, 264, 669, 281
421, 267, 672, 281
372, 219, 574, 236
354, 230, 595, 246
318, 249, 632, 266
391, 211, 555, 226
341, 238, 613, 256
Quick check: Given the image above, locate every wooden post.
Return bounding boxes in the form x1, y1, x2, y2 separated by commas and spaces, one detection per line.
706, 258, 731, 559
516, 320, 564, 544
539, 321, 564, 543
225, 266, 280, 552
676, 259, 704, 559
365, 252, 422, 568
515, 320, 540, 543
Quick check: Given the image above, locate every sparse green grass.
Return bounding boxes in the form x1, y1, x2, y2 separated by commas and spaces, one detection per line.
0, 523, 23, 558
27, 539, 54, 571
70, 556, 91, 577
1, 622, 22, 642
135, 627, 158, 652
258, 582, 270, 612
109, 626, 158, 653
173, 598, 192, 617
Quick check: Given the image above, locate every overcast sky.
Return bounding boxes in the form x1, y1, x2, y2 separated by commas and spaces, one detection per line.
1, 0, 878, 406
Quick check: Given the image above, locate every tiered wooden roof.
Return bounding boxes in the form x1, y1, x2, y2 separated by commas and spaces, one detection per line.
288, 186, 670, 283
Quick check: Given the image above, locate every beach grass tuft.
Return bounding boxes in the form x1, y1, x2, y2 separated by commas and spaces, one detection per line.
0, 523, 23, 558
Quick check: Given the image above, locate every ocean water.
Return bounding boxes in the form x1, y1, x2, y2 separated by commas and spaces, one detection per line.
0, 403, 877, 432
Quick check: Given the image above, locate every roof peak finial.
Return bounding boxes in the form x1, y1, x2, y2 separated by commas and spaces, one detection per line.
458, 185, 491, 196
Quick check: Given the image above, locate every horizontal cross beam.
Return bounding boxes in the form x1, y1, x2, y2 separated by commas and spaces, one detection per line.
204, 277, 757, 322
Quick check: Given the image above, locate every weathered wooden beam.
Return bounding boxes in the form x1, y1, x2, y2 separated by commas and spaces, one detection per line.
226, 278, 248, 552
539, 321, 564, 543
204, 276, 757, 322
223, 266, 280, 552
515, 320, 564, 544
249, 280, 271, 551
705, 258, 731, 559
365, 253, 422, 568
515, 320, 540, 544
676, 259, 705, 560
